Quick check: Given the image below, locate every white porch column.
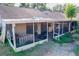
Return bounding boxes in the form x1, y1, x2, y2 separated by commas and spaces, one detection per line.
58, 23, 60, 40
12, 24, 16, 48
69, 22, 71, 32
33, 22, 35, 43
62, 22, 64, 34
1, 21, 6, 43
47, 22, 48, 42
37, 23, 41, 34
53, 22, 55, 38
58, 23, 60, 35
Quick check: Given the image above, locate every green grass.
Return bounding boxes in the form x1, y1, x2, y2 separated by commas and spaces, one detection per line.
53, 33, 74, 44
0, 40, 49, 56
74, 45, 79, 56
73, 29, 79, 56
0, 30, 79, 56
72, 29, 79, 41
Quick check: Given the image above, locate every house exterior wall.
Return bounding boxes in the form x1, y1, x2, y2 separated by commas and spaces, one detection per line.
37, 23, 41, 34
15, 23, 47, 34
15, 23, 26, 34
15, 22, 67, 34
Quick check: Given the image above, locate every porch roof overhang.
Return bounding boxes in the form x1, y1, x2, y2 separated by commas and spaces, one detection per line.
3, 18, 78, 24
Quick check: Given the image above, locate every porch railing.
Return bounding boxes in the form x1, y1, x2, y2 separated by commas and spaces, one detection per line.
15, 33, 33, 47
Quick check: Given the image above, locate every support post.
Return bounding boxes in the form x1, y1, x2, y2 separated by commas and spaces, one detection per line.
47, 22, 48, 42
12, 24, 16, 48
69, 22, 71, 32
53, 22, 55, 38
33, 22, 35, 43
62, 22, 64, 34
1, 21, 6, 43
58, 23, 60, 40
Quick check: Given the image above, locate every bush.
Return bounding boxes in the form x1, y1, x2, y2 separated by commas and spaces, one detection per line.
72, 34, 79, 41
75, 29, 79, 34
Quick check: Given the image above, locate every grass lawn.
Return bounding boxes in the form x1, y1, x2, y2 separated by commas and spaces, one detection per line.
72, 29, 79, 56
0, 31, 79, 56
0, 40, 51, 56
74, 45, 79, 56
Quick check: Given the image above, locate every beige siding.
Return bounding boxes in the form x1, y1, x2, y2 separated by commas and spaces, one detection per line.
15, 23, 26, 34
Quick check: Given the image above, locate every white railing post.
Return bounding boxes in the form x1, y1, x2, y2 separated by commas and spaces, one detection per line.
12, 24, 16, 48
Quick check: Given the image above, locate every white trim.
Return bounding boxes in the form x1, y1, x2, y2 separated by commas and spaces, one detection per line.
15, 39, 48, 52
4, 18, 72, 24
7, 38, 16, 51
54, 33, 65, 39
54, 28, 76, 39
12, 24, 16, 48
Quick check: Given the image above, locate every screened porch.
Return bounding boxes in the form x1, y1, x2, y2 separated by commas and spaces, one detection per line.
6, 21, 77, 52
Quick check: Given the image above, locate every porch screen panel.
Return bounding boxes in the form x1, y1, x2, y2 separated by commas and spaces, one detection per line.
15, 23, 33, 48
71, 21, 78, 31
34, 22, 47, 42
54, 22, 62, 36
63, 22, 69, 33
54, 23, 59, 36
48, 23, 53, 39
26, 23, 33, 44
6, 24, 14, 45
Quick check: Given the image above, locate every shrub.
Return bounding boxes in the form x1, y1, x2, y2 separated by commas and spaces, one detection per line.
53, 33, 74, 43
74, 45, 79, 56
72, 34, 79, 41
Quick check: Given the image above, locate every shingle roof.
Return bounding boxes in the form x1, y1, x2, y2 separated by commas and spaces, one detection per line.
43, 11, 65, 20
0, 5, 49, 19
0, 5, 77, 22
